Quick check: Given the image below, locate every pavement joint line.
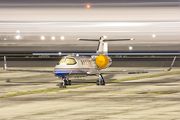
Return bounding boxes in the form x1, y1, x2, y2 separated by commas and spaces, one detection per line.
59, 90, 69, 92
77, 88, 87, 90
153, 91, 180, 97
48, 92, 57, 94
38, 88, 47, 89
111, 71, 180, 83
1, 71, 180, 98
19, 90, 27, 92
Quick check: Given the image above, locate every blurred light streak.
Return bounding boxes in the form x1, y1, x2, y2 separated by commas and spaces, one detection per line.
51, 36, 55, 40
0, 2, 179, 7
0, 22, 179, 25
15, 35, 20, 39
61, 36, 64, 40
41, 36, 45, 40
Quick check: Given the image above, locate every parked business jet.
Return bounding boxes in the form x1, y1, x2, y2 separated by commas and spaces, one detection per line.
3, 36, 176, 88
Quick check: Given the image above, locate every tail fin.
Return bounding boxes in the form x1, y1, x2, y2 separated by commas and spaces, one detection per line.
78, 36, 134, 54
3, 56, 7, 70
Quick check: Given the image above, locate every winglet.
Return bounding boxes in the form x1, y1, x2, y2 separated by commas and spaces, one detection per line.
3, 56, 7, 70
167, 56, 176, 71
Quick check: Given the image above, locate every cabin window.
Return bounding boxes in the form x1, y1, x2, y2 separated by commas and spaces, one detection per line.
58, 58, 65, 64
64, 58, 77, 65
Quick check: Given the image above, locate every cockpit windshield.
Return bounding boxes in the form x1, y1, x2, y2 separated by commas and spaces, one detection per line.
58, 57, 76, 65
65, 58, 77, 65
58, 58, 64, 64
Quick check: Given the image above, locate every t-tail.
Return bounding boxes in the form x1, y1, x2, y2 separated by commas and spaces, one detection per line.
77, 36, 135, 54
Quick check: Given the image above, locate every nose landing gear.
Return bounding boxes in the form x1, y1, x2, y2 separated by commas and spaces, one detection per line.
96, 74, 105, 86
59, 77, 72, 88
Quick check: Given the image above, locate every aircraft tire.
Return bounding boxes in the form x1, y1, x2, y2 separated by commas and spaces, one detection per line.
64, 80, 68, 85
59, 82, 66, 88
96, 80, 99, 85
68, 80, 71, 85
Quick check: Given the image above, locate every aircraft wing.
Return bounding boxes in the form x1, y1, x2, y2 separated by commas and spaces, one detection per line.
5, 69, 53, 73
97, 70, 165, 74
3, 56, 53, 73
98, 56, 176, 74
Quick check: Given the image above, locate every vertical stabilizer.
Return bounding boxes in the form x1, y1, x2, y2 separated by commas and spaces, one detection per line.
96, 36, 108, 54
103, 42, 108, 53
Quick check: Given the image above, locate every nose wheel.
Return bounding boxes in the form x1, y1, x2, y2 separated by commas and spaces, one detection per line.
59, 78, 66, 88
64, 80, 71, 85
59, 77, 72, 88
96, 74, 105, 86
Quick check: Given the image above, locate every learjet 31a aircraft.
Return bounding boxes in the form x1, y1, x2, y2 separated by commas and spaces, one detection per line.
3, 36, 176, 88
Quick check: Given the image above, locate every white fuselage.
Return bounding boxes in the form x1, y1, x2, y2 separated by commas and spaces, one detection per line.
54, 56, 97, 77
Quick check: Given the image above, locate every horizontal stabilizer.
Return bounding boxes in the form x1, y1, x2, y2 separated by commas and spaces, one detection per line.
104, 38, 134, 41
77, 38, 99, 41
77, 38, 134, 41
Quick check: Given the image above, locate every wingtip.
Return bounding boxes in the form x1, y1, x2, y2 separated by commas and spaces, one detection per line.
167, 56, 176, 71
130, 38, 135, 41
3, 56, 7, 70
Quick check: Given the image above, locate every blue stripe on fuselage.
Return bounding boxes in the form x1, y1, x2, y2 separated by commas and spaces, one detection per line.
54, 68, 88, 76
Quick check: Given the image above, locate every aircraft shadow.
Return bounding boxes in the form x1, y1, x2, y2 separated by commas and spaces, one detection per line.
5, 74, 116, 85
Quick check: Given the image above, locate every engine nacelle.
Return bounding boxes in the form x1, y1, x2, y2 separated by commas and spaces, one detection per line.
95, 55, 112, 69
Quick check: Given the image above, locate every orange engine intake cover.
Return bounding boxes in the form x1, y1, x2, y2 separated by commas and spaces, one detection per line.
95, 55, 109, 68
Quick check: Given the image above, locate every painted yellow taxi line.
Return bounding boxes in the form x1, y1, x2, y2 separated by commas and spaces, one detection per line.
1, 71, 180, 98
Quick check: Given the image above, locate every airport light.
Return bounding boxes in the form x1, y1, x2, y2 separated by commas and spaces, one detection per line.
61, 36, 64, 40
15, 35, 20, 39
129, 46, 133, 50
152, 34, 156, 38
51, 36, 55, 40
41, 36, 45, 40
4, 38, 6, 40
16, 30, 20, 34
86, 5, 90, 8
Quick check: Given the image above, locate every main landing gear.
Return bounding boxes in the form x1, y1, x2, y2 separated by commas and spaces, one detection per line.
59, 77, 71, 88
96, 74, 105, 86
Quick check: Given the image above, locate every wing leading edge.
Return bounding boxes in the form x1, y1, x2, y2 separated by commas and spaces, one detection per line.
3, 56, 53, 73
98, 56, 176, 74
3, 56, 176, 74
